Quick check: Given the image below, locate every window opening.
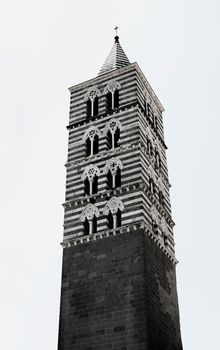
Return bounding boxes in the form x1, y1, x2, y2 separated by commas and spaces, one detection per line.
86, 137, 91, 157
107, 212, 114, 229
114, 89, 119, 109
107, 130, 112, 149
115, 168, 121, 188
84, 178, 90, 196
93, 96, 99, 116
84, 218, 90, 236
87, 100, 92, 118
114, 127, 120, 148
106, 92, 112, 111
93, 134, 99, 155
92, 175, 98, 194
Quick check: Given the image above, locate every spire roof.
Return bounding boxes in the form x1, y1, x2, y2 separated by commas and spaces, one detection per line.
98, 36, 130, 76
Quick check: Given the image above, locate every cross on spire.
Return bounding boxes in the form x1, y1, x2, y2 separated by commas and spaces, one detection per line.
114, 26, 119, 36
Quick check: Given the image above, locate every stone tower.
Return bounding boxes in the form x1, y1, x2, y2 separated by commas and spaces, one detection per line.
58, 35, 183, 349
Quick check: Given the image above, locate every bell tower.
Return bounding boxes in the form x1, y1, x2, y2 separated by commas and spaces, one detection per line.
58, 35, 183, 349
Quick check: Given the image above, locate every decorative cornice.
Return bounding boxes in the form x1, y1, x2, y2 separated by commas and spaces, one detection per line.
68, 63, 164, 114
60, 221, 177, 265
63, 179, 175, 228
65, 140, 170, 189
68, 64, 137, 93
67, 102, 167, 151
67, 102, 137, 130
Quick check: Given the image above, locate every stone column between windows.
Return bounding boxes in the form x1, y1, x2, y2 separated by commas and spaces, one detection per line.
89, 219, 93, 235
113, 213, 117, 229
89, 180, 93, 196
112, 174, 116, 188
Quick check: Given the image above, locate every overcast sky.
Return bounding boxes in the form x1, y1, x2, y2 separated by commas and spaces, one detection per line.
0, 0, 219, 349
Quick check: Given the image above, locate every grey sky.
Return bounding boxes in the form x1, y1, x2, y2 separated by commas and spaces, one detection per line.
0, 0, 219, 349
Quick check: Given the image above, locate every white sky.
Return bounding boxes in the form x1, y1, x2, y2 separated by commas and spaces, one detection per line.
0, 0, 219, 349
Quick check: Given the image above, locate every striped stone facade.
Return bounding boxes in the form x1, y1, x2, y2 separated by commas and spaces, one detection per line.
58, 38, 183, 349
62, 62, 176, 262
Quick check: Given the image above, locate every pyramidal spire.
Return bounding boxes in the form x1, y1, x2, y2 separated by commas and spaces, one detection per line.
98, 35, 130, 76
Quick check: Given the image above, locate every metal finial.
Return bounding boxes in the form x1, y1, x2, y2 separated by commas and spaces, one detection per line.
114, 26, 119, 36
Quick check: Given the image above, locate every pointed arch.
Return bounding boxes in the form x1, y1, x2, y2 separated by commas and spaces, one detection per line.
80, 203, 100, 235
103, 196, 124, 215
82, 165, 100, 195
104, 118, 122, 149
80, 203, 100, 222
103, 197, 124, 229
104, 80, 121, 111
84, 87, 101, 117
83, 126, 101, 156
104, 158, 123, 189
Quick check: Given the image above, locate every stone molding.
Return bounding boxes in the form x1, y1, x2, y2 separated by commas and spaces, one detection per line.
83, 86, 101, 101
68, 63, 164, 113
103, 196, 124, 215
103, 157, 123, 176
82, 164, 100, 182
103, 80, 121, 94
79, 203, 100, 222
61, 221, 177, 264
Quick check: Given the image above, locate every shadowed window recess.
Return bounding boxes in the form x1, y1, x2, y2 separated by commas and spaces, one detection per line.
83, 126, 101, 157
104, 118, 122, 150
104, 197, 124, 229
80, 203, 100, 235
84, 87, 101, 118
82, 165, 100, 196
104, 157, 123, 189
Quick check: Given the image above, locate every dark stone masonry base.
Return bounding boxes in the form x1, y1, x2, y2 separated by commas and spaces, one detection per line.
58, 230, 182, 350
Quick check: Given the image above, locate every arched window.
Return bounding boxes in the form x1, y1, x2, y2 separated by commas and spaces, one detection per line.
104, 80, 121, 111
84, 87, 101, 118
84, 218, 90, 236
114, 89, 119, 109
86, 99, 92, 118
93, 134, 99, 155
104, 158, 123, 189
80, 203, 100, 235
82, 165, 100, 196
103, 197, 124, 229
83, 126, 101, 157
114, 127, 120, 148
104, 118, 122, 150
85, 137, 91, 157
107, 211, 114, 229
107, 130, 112, 149
106, 92, 112, 111
93, 96, 99, 116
